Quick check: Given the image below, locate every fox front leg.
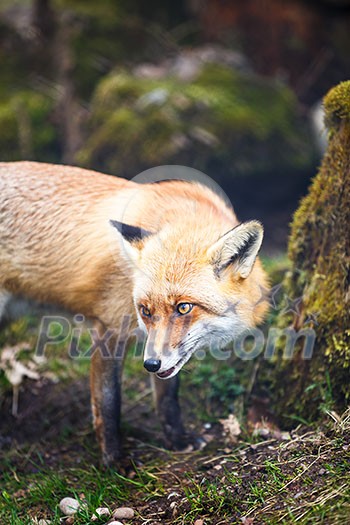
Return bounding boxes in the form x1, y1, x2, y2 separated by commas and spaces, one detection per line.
151, 374, 187, 449
90, 331, 125, 466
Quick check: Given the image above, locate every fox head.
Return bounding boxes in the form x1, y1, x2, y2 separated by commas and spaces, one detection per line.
110, 219, 269, 379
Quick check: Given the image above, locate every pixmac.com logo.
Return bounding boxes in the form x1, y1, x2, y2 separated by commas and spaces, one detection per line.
34, 303, 316, 363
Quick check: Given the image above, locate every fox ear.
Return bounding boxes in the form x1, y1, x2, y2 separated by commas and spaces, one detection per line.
208, 221, 264, 278
109, 220, 154, 264
109, 220, 153, 243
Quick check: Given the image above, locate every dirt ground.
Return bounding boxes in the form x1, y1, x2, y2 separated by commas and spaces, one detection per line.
1, 374, 349, 525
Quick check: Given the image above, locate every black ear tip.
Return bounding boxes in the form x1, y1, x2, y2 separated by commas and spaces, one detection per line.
110, 219, 153, 243
109, 219, 121, 230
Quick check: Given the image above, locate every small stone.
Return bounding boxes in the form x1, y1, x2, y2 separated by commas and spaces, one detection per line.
194, 520, 204, 525
171, 501, 178, 518
108, 522, 123, 525
319, 468, 326, 475
167, 491, 180, 499
196, 437, 208, 450
280, 431, 291, 441
294, 491, 304, 499
180, 443, 194, 453
255, 428, 270, 438
112, 507, 135, 519
91, 507, 110, 521
38, 520, 51, 525
59, 497, 80, 516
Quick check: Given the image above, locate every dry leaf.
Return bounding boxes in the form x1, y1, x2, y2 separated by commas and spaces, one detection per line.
0, 345, 40, 415
219, 414, 241, 443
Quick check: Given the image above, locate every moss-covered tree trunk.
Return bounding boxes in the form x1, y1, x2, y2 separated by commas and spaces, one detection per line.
272, 81, 350, 423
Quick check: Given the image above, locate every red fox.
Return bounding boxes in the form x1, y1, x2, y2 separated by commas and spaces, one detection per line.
0, 161, 269, 464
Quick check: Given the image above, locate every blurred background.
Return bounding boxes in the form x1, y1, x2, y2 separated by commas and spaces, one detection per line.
1, 0, 350, 252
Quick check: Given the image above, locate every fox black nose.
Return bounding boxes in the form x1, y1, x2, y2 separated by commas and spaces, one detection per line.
144, 358, 161, 373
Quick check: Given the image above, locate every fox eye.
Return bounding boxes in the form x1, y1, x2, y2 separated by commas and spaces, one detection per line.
177, 303, 193, 315
140, 306, 151, 318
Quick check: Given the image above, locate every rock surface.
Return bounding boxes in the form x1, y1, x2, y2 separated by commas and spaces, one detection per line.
112, 506, 135, 519
59, 497, 80, 515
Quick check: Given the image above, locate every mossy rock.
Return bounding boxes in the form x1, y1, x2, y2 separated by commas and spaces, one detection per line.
77, 63, 315, 179
271, 81, 350, 424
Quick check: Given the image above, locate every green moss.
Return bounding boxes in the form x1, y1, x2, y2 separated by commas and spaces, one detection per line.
324, 80, 350, 130
271, 81, 350, 423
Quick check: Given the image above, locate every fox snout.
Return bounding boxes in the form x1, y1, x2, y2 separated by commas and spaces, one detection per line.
142, 327, 186, 379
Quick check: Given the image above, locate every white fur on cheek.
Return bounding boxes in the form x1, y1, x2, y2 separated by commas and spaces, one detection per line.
156, 315, 248, 378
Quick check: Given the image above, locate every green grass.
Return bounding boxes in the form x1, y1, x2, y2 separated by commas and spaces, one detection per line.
1, 463, 166, 524
182, 477, 237, 520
